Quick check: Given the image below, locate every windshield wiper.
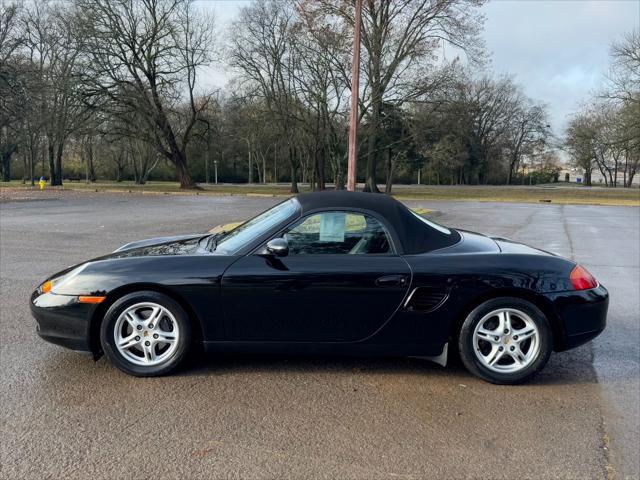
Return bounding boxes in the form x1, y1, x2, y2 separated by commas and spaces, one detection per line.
205, 232, 227, 251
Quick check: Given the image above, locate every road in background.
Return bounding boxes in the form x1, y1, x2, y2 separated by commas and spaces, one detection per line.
1, 192, 638, 479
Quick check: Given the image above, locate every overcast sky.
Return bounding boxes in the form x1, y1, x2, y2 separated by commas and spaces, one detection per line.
200, 0, 639, 135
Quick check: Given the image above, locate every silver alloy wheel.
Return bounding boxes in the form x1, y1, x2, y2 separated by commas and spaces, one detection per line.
114, 302, 180, 367
472, 307, 540, 373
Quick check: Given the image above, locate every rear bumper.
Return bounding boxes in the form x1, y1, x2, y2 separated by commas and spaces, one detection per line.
547, 284, 609, 351
30, 290, 96, 352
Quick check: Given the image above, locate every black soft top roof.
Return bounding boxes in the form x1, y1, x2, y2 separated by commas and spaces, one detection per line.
295, 191, 460, 254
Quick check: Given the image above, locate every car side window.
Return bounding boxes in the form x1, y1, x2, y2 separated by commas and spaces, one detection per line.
283, 211, 392, 255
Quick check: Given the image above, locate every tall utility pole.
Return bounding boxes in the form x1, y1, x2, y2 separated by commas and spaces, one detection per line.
347, 0, 362, 192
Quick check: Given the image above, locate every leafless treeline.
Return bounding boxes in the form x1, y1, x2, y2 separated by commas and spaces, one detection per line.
1, 0, 632, 191
565, 30, 639, 187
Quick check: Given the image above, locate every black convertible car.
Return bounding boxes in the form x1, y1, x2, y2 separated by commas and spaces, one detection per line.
31, 191, 608, 384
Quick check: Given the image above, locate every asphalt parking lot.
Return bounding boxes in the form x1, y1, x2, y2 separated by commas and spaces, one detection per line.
1, 192, 638, 479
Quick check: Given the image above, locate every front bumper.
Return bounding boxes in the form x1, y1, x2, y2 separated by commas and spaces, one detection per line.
547, 284, 609, 351
30, 290, 97, 352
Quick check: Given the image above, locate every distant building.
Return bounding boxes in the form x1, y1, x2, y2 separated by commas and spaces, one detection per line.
559, 167, 639, 186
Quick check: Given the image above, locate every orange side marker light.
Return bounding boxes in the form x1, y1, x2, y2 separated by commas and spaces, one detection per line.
78, 296, 106, 304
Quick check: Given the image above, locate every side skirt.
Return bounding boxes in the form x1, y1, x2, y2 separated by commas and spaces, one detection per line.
202, 341, 448, 362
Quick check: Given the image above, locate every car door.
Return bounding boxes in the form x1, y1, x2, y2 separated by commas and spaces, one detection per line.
219, 210, 411, 343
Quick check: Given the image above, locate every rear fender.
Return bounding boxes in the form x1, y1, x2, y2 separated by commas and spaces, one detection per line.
450, 287, 564, 350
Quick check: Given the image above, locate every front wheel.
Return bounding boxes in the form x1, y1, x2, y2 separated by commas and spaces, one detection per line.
458, 297, 552, 384
100, 291, 192, 377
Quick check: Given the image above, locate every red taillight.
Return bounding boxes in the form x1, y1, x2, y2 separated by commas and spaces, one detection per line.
570, 264, 598, 290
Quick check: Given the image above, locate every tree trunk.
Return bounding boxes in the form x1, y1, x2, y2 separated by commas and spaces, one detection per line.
289, 145, 298, 193
22, 152, 28, 184
315, 145, 326, 191
290, 164, 298, 193
364, 88, 381, 193
176, 157, 196, 189
48, 143, 56, 185
364, 124, 380, 192
385, 148, 393, 194
87, 141, 96, 182
333, 151, 345, 190
507, 157, 517, 185
133, 156, 141, 184
29, 147, 35, 186
116, 153, 125, 182
41, 143, 46, 178
1, 146, 14, 182
54, 142, 64, 185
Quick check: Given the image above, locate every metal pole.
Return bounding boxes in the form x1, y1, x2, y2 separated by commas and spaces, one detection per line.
214, 160, 218, 184
346, 0, 362, 192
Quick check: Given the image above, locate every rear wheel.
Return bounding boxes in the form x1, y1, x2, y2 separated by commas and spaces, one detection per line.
458, 297, 552, 384
100, 291, 192, 377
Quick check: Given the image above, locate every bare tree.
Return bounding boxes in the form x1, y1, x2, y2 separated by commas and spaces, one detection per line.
504, 102, 549, 184
607, 29, 640, 106
607, 30, 639, 186
129, 137, 160, 185
409, 70, 551, 185
20, 1, 91, 185
78, 0, 214, 188
0, 1, 23, 181
566, 30, 640, 188
565, 101, 637, 187
229, 0, 302, 192
616, 101, 640, 187
294, 4, 351, 190
309, 0, 486, 192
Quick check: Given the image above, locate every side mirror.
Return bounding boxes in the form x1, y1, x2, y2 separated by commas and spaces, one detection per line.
266, 238, 289, 257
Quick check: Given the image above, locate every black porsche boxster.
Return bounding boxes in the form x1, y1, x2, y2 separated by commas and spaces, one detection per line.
31, 191, 608, 384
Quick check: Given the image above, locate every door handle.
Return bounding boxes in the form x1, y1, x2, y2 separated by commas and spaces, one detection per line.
376, 275, 407, 287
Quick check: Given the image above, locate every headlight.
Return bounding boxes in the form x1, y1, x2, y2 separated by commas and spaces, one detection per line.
38, 264, 88, 294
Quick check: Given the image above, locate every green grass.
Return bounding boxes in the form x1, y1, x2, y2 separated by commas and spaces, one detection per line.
2, 180, 638, 206
1, 180, 302, 196
393, 185, 640, 206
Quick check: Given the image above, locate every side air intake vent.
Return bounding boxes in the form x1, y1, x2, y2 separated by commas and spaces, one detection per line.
405, 287, 449, 313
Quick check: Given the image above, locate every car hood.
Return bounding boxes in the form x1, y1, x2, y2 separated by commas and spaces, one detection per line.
109, 234, 206, 258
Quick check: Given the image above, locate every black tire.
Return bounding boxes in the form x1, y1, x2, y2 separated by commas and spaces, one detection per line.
100, 291, 192, 377
458, 297, 552, 385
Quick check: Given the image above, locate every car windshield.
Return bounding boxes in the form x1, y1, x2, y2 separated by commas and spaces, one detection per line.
212, 198, 299, 254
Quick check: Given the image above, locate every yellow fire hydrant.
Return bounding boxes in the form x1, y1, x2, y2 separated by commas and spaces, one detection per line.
38, 177, 45, 190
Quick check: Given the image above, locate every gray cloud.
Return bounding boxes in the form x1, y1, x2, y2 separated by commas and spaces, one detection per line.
484, 0, 639, 133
